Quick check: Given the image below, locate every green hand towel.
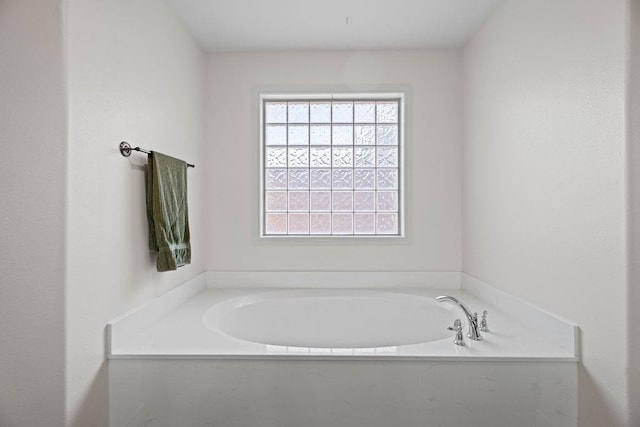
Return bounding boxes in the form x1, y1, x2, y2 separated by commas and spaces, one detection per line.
146, 151, 191, 272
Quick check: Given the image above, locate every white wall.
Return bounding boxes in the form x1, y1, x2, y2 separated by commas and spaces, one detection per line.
0, 1, 66, 426
205, 50, 462, 272
66, 0, 205, 425
629, 0, 640, 424
463, 1, 628, 425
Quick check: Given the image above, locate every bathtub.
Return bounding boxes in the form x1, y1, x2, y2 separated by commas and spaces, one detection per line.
203, 290, 457, 349
108, 272, 579, 427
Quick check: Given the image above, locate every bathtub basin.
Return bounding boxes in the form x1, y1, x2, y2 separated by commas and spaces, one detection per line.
203, 290, 457, 348
107, 273, 579, 360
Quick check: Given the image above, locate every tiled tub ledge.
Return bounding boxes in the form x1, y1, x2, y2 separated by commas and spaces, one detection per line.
108, 271, 579, 427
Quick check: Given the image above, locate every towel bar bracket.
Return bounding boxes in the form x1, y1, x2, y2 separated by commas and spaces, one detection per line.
119, 141, 133, 157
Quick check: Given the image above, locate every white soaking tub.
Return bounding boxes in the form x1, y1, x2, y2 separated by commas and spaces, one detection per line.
203, 290, 456, 349
108, 272, 579, 427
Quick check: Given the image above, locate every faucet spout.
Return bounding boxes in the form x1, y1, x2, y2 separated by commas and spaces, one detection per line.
436, 295, 482, 341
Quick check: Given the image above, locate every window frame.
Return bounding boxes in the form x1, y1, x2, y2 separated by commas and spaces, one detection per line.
259, 92, 406, 239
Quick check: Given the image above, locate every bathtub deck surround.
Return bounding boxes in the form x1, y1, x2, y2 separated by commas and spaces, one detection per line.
108, 271, 578, 426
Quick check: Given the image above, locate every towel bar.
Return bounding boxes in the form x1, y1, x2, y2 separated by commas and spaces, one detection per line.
119, 142, 195, 168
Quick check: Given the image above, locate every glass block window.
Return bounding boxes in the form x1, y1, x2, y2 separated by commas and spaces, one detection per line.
261, 95, 403, 236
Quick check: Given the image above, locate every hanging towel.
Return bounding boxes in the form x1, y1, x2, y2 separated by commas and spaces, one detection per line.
146, 151, 191, 272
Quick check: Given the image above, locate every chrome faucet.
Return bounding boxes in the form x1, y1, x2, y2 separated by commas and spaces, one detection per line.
436, 296, 483, 341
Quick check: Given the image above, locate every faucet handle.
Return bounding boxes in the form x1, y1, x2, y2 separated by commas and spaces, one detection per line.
447, 318, 463, 331
480, 310, 489, 332
452, 319, 465, 346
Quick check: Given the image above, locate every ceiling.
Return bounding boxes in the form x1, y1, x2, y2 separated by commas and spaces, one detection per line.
165, 0, 498, 52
